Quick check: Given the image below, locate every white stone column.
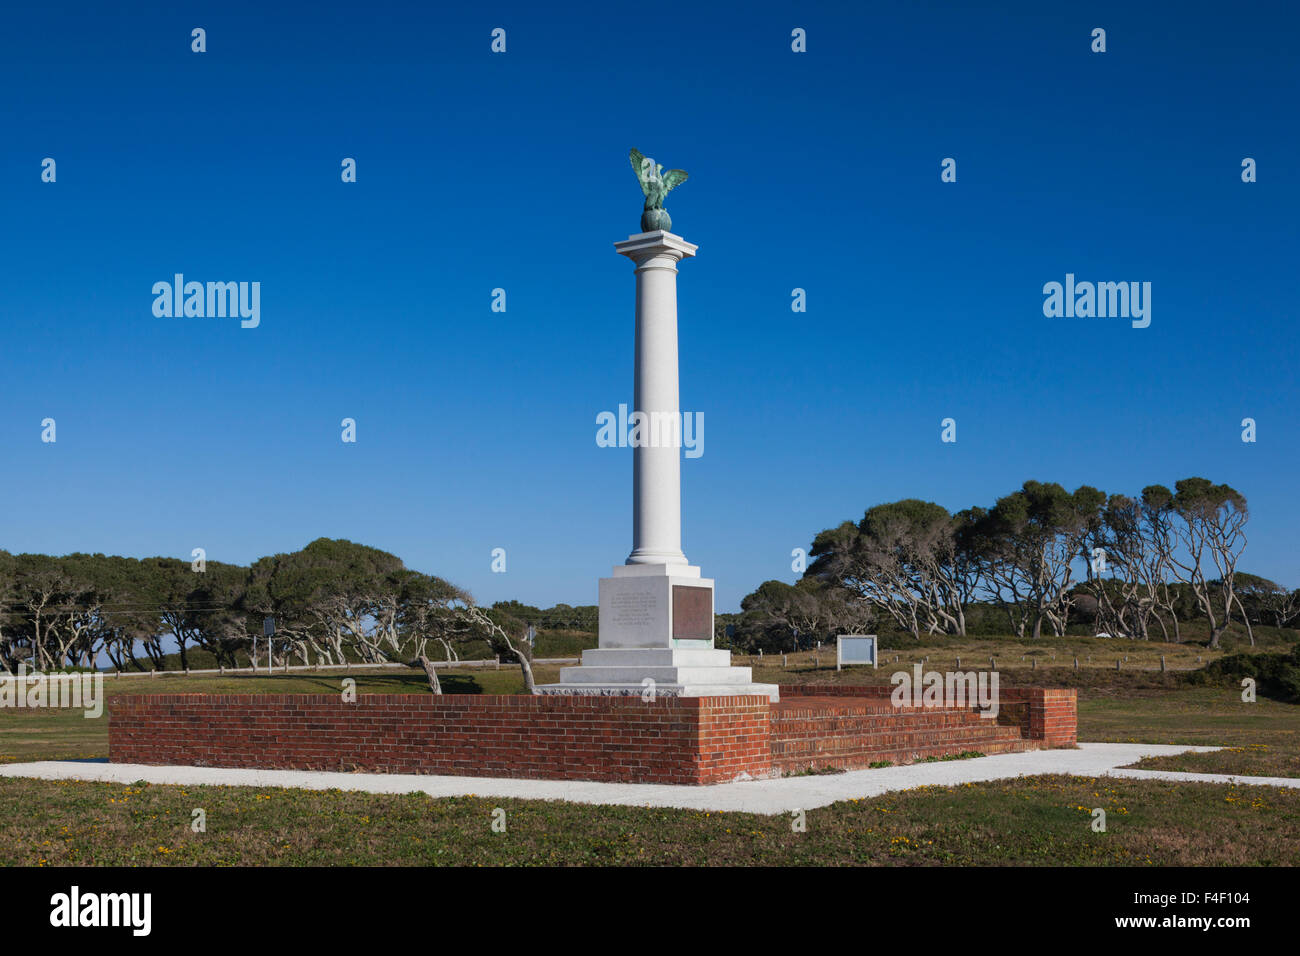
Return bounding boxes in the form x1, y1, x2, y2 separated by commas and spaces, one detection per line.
615, 230, 697, 567
534, 227, 778, 702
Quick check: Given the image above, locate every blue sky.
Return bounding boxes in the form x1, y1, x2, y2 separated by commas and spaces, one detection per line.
1, 0, 1296, 612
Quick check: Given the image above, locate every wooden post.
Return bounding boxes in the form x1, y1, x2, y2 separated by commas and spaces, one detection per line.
1160, 655, 1167, 672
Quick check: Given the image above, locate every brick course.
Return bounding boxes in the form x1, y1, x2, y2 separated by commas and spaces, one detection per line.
109, 684, 1076, 786
779, 684, 1078, 746
109, 693, 773, 786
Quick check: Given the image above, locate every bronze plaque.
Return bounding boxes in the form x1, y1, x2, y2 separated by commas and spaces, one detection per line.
672, 585, 712, 641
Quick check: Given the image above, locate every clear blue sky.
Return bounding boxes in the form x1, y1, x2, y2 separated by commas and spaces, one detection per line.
1, 1, 1296, 611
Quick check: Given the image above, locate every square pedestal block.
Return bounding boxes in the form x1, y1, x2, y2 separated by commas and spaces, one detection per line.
597, 563, 713, 649
536, 564, 780, 701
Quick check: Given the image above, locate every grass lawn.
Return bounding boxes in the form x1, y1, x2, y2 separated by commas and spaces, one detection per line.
0, 665, 566, 764
1, 637, 1296, 866
750, 637, 1299, 779
0, 773, 1294, 866
2, 656, 1295, 776
1078, 687, 1300, 779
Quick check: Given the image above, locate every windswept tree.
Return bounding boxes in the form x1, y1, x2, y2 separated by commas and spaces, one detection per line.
1081, 494, 1178, 640
243, 538, 519, 691
244, 538, 407, 666
807, 500, 967, 639
734, 577, 870, 651
1157, 479, 1252, 648
0, 550, 22, 672
1139, 485, 1184, 641
11, 554, 78, 671
1233, 574, 1299, 629
397, 599, 539, 695
974, 483, 1105, 640
137, 557, 250, 669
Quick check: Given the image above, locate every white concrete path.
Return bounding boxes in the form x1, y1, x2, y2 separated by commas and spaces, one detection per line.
1104, 767, 1300, 788
3, 744, 1293, 815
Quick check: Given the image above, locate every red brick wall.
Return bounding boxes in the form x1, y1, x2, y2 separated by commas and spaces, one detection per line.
779, 684, 1077, 746
109, 694, 773, 786
1006, 688, 1077, 746
781, 685, 895, 699
110, 684, 1075, 787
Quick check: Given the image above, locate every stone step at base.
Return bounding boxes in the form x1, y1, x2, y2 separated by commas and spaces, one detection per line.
775, 737, 1038, 775
772, 711, 1006, 733
772, 725, 1027, 759
535, 681, 780, 701
577, 647, 734, 668
558, 665, 759, 685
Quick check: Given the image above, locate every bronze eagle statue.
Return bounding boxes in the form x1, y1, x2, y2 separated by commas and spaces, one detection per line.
629, 147, 688, 232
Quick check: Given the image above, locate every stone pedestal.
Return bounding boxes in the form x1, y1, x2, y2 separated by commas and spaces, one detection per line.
538, 229, 778, 702
544, 562, 777, 700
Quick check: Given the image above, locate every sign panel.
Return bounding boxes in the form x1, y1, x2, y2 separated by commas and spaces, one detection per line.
837, 634, 877, 669
672, 585, 712, 642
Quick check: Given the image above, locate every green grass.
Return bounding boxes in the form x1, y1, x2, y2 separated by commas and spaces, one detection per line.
748, 633, 1277, 688
3, 655, 1296, 777
111, 630, 594, 673
1, 773, 1294, 866
2, 639, 1296, 866
1077, 686, 1300, 779
0, 665, 560, 764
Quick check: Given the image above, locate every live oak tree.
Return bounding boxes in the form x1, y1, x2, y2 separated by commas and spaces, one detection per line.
735, 578, 870, 651
807, 500, 969, 640
989, 483, 1105, 640
1234, 574, 1299, 629
1080, 494, 1177, 641
1158, 479, 1252, 649
761, 475, 1264, 647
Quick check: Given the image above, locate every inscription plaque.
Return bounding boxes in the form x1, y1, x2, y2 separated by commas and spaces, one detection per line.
609, 589, 656, 628
672, 585, 712, 641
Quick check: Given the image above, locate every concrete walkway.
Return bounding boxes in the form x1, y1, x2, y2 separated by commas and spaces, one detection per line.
3, 743, 1294, 815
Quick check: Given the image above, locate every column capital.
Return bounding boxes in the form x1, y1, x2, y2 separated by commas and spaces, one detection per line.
614, 229, 698, 265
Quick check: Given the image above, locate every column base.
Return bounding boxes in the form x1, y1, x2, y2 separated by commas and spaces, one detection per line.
536, 648, 779, 702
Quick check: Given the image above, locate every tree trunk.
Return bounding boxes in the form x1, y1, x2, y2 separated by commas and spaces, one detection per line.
516, 652, 537, 694
409, 655, 443, 694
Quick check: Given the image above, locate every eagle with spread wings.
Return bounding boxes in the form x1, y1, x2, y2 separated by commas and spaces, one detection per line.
630, 148, 688, 231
